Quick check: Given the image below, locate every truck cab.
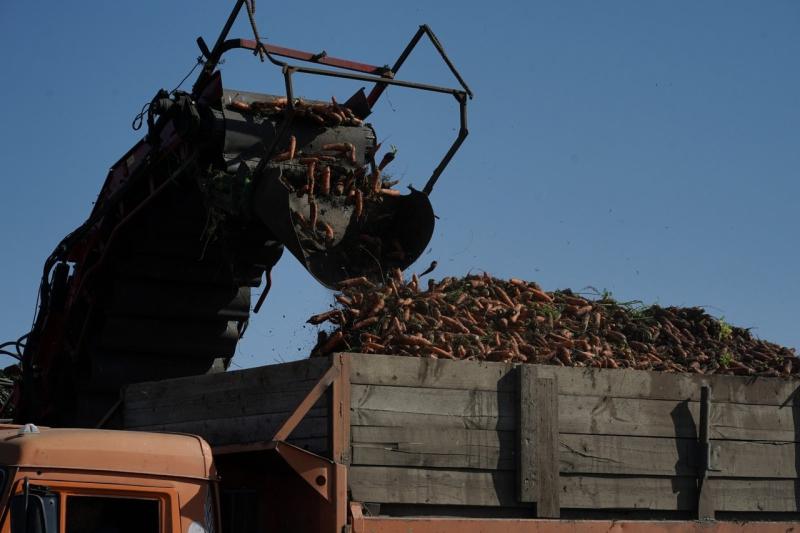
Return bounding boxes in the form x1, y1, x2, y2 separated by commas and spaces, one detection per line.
0, 425, 216, 533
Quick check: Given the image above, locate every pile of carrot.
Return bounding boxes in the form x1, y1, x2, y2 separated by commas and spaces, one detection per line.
228, 96, 364, 127
308, 271, 798, 377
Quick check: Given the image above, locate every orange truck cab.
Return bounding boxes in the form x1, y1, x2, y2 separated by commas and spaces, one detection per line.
0, 424, 216, 533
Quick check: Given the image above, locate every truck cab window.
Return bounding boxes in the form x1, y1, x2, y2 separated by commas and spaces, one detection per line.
66, 496, 159, 533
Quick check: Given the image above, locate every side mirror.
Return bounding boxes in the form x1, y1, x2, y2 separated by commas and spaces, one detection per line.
10, 491, 58, 533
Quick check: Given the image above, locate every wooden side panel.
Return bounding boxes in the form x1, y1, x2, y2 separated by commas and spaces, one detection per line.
123, 356, 332, 454
347, 354, 800, 516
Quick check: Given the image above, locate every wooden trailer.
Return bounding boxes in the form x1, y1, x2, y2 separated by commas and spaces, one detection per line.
121, 353, 800, 531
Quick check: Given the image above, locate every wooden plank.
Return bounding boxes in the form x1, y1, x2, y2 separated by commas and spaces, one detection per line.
560, 396, 796, 441
560, 474, 697, 510
350, 467, 696, 510
348, 354, 800, 405
350, 409, 515, 431
535, 376, 560, 518
347, 353, 516, 392
130, 408, 329, 447
351, 427, 514, 470
710, 440, 800, 478
559, 434, 697, 476
561, 435, 799, 479
124, 381, 329, 427
351, 429, 800, 479
713, 478, 800, 512
350, 466, 800, 511
352, 384, 796, 441
348, 466, 517, 507
518, 365, 535, 502
125, 356, 331, 404
350, 384, 514, 429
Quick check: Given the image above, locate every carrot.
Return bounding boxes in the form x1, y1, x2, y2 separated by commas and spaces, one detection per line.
228, 100, 251, 112
530, 288, 553, 303
378, 151, 396, 171
354, 189, 363, 219
379, 188, 401, 197
306, 160, 317, 194
370, 168, 382, 194
361, 342, 387, 353
316, 330, 344, 355
309, 199, 318, 229
320, 221, 335, 242
495, 286, 514, 308
429, 346, 454, 359
398, 335, 432, 347
307, 309, 339, 325
335, 295, 353, 306
288, 135, 296, 160
353, 316, 379, 330
322, 142, 352, 152
366, 297, 386, 317
338, 276, 374, 288
272, 150, 292, 162
320, 166, 331, 195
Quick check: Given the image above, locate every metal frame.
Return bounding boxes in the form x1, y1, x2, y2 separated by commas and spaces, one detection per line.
192, 0, 471, 196
211, 353, 351, 533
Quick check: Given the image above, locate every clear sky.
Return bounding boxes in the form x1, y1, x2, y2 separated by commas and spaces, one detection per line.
1, 1, 797, 369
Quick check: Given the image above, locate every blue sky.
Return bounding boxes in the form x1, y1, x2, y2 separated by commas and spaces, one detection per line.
1, 1, 797, 369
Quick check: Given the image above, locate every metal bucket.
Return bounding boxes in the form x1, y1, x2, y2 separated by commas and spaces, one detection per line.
253, 166, 434, 289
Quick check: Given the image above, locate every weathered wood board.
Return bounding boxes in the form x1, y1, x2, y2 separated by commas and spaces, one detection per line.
346, 353, 800, 517
123, 357, 332, 453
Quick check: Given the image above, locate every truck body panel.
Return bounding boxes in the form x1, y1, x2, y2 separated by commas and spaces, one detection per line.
121, 353, 800, 529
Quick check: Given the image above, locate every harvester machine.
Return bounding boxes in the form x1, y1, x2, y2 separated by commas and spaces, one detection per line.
7, 0, 471, 426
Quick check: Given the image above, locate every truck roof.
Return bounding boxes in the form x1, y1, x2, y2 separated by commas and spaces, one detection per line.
0, 425, 214, 480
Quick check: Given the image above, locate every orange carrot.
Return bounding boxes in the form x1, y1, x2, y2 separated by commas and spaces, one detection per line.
354, 189, 363, 219
371, 168, 382, 194
320, 221, 335, 242
320, 166, 331, 195
228, 100, 251, 112
352, 316, 379, 329
309, 199, 318, 229
307, 309, 340, 325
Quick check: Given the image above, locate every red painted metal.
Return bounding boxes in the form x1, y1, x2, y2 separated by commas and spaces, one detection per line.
353, 517, 800, 533
232, 39, 389, 75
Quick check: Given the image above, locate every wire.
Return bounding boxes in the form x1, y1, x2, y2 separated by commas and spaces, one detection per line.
132, 56, 204, 131
131, 101, 150, 131
170, 56, 205, 95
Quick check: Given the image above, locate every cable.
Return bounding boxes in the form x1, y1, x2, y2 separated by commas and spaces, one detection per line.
133, 57, 204, 131
170, 56, 205, 95
132, 101, 151, 131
